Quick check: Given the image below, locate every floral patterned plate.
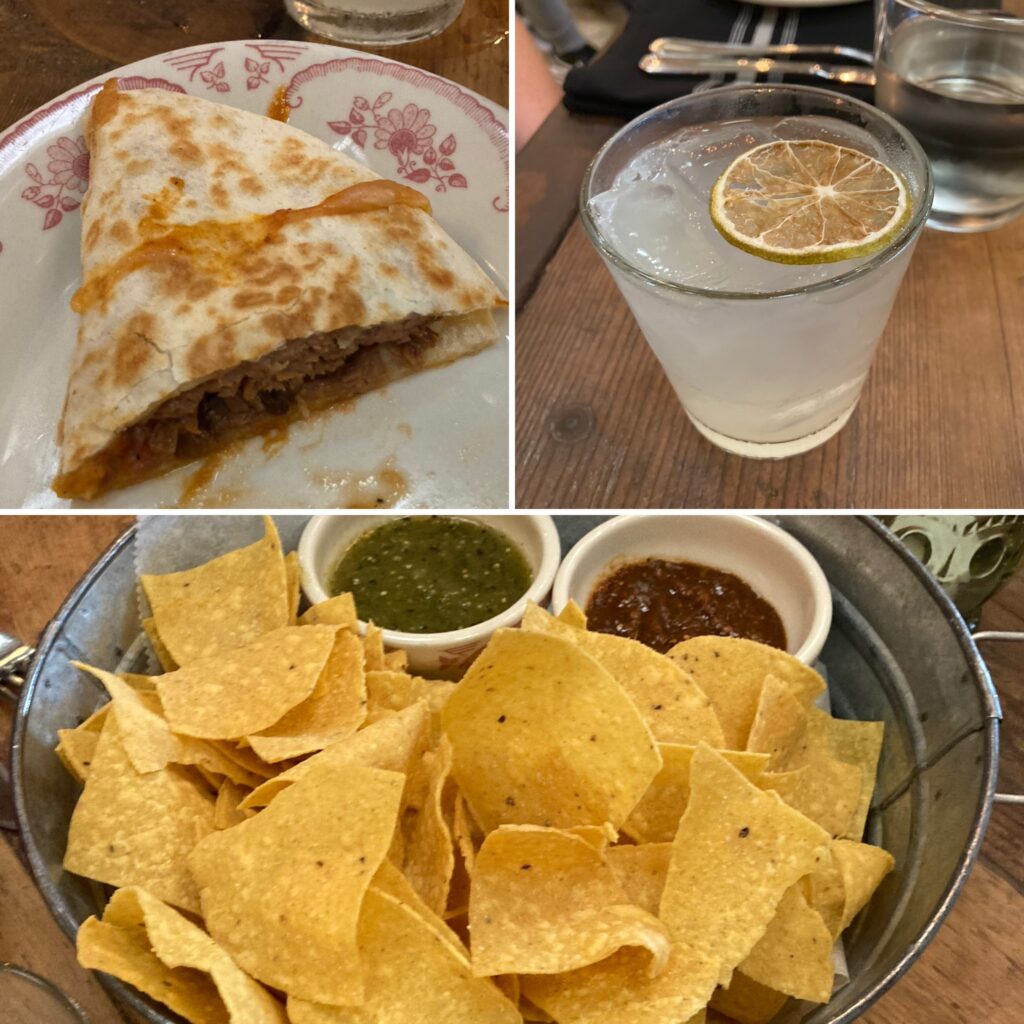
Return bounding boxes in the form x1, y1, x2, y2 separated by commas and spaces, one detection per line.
0, 40, 508, 509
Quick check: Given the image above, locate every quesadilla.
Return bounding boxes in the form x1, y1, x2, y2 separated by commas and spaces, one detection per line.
54, 81, 505, 500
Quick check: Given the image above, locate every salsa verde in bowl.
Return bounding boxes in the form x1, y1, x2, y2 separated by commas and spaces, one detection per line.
299, 514, 560, 676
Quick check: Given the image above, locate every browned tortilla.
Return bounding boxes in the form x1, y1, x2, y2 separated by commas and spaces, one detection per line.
55, 81, 504, 500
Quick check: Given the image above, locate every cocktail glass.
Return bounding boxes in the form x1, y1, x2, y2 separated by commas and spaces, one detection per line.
579, 85, 932, 459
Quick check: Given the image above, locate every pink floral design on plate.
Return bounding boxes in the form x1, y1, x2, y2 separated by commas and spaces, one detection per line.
329, 93, 468, 192
244, 58, 273, 91
21, 135, 89, 231
244, 42, 306, 89
199, 61, 230, 94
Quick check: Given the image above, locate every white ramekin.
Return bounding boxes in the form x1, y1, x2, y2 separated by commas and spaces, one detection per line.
552, 515, 832, 665
298, 514, 561, 676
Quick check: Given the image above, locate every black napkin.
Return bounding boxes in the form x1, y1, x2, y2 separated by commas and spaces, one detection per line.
564, 0, 875, 118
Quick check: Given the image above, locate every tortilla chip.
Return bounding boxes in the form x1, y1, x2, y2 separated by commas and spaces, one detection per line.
365, 670, 453, 719
240, 702, 429, 811
299, 593, 358, 630
749, 695, 879, 840
120, 671, 158, 694
285, 550, 301, 624
666, 637, 825, 749
140, 517, 289, 666
370, 857, 457, 930
83, 668, 178, 771
397, 736, 455, 916
75, 663, 264, 785
709, 972, 789, 1024
806, 711, 884, 840
142, 616, 178, 672
470, 825, 670, 977
522, 942, 720, 1024
605, 844, 672, 917
738, 883, 834, 1002
248, 629, 367, 762
156, 625, 335, 739
287, 887, 520, 1024
56, 704, 109, 782
802, 845, 846, 938
557, 600, 587, 629
64, 716, 215, 913
757, 759, 862, 839
363, 622, 386, 671
496, 974, 520, 1006
384, 648, 409, 671
521, 995, 556, 1022
190, 763, 403, 1005
745, 675, 808, 769
209, 740, 279, 781
213, 779, 251, 830
194, 765, 226, 796
521, 604, 723, 746
569, 823, 617, 851
442, 629, 662, 832
832, 838, 895, 932
659, 744, 829, 989
453, 788, 483, 876
623, 745, 768, 844
77, 887, 286, 1024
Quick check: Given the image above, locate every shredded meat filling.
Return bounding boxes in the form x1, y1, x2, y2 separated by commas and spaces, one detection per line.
124, 314, 437, 463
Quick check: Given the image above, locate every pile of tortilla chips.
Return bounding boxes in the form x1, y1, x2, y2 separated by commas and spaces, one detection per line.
59, 519, 894, 1024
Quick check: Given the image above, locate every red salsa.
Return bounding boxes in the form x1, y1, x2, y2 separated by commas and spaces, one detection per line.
584, 558, 786, 654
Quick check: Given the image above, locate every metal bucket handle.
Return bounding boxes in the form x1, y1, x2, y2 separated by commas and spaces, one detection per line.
0, 631, 34, 832
973, 629, 1024, 805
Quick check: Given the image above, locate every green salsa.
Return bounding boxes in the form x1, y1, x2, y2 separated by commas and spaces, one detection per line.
329, 517, 533, 633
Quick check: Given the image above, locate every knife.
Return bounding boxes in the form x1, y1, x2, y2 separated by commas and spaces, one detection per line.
639, 53, 877, 86
649, 37, 875, 65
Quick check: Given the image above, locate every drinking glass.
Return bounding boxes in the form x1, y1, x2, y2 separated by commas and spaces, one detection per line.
285, 0, 465, 45
875, 0, 1024, 232
579, 86, 932, 460
0, 964, 89, 1024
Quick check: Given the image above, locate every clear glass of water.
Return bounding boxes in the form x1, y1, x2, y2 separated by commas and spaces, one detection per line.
875, 0, 1024, 232
285, 0, 465, 45
579, 86, 932, 460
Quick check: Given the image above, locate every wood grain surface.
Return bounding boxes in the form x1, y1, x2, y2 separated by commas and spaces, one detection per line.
0, 516, 1021, 1023
0, 516, 135, 1024
0, 0, 507, 136
516, 105, 619, 309
515, 113, 1024, 510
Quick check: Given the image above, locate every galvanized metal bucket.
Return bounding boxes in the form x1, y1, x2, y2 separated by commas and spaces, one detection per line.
4, 516, 1015, 1023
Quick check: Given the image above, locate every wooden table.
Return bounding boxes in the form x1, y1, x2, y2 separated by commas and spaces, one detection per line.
516, 106, 1024, 509
0, 515, 1022, 1023
0, 0, 507, 135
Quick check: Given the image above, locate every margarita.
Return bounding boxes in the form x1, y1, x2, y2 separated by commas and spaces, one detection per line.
581, 87, 932, 459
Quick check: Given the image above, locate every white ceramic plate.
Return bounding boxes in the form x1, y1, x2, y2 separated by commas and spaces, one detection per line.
0, 40, 509, 509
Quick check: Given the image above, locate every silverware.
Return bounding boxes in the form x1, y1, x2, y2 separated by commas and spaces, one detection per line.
639, 53, 877, 86
650, 36, 875, 65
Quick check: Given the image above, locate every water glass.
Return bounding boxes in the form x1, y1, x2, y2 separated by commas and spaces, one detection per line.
285, 0, 465, 46
875, 0, 1024, 232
